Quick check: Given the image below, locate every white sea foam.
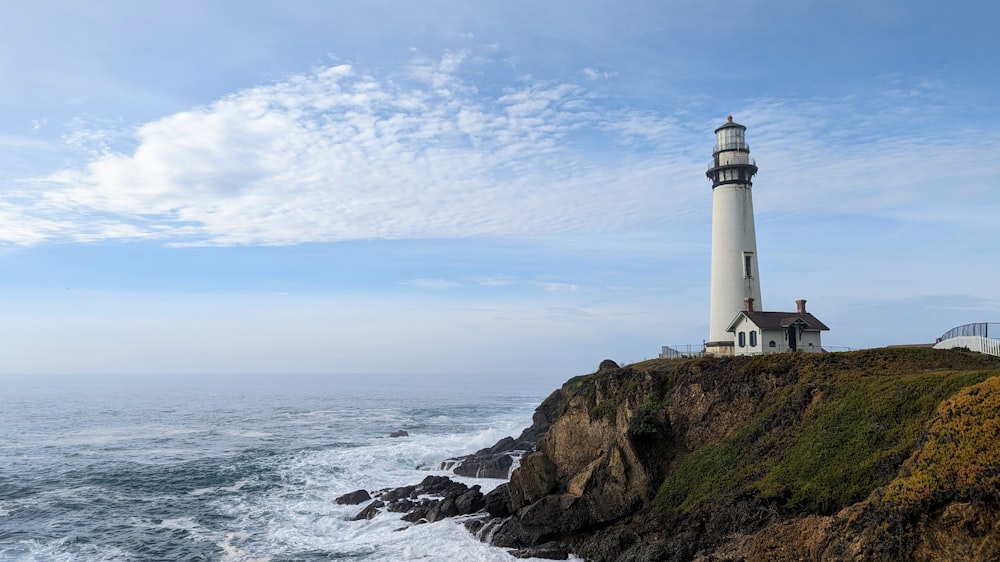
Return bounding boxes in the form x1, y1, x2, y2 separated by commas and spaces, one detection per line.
205, 403, 545, 560
1, 538, 134, 562
0, 373, 557, 561
219, 532, 271, 562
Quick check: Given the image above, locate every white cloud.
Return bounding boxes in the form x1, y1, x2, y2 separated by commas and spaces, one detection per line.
2, 52, 997, 247
535, 281, 580, 292
400, 278, 464, 290
581, 67, 617, 80
475, 276, 516, 287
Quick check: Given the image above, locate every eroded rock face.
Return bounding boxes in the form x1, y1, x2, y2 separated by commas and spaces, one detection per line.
480, 365, 675, 553
914, 502, 1000, 562
666, 379, 755, 450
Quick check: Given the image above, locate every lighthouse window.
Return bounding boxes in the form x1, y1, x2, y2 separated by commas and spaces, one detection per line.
743, 252, 753, 278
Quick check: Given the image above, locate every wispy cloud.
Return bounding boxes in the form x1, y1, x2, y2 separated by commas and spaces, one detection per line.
4, 51, 997, 247
399, 278, 463, 290
535, 281, 581, 292
581, 67, 617, 81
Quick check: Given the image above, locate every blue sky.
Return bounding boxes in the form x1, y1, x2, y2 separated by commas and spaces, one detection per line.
1, 0, 998, 375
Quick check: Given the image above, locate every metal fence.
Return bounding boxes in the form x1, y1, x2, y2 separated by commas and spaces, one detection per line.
658, 344, 854, 358
938, 323, 1000, 341
659, 345, 705, 358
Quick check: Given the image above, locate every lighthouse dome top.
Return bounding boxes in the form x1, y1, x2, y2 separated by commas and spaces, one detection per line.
714, 115, 747, 133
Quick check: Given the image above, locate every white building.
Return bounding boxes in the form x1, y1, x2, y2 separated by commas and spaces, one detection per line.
726, 299, 830, 355
705, 116, 763, 356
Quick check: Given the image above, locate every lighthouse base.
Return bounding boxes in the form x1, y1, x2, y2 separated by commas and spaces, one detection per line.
704, 340, 734, 357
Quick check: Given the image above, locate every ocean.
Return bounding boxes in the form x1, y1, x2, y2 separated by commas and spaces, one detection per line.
0, 372, 567, 561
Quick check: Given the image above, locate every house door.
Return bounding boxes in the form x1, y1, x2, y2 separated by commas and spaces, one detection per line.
786, 326, 798, 352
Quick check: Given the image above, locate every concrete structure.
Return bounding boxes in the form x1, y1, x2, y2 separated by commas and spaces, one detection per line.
705, 116, 761, 356
933, 322, 1000, 357
726, 298, 830, 356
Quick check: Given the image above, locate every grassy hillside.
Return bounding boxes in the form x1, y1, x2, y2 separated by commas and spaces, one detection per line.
636, 348, 1000, 516
481, 346, 1000, 561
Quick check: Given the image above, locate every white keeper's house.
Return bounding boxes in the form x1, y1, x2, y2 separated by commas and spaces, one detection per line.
726, 298, 830, 356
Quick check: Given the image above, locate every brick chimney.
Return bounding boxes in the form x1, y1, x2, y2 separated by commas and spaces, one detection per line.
796, 299, 807, 313
744, 297, 755, 312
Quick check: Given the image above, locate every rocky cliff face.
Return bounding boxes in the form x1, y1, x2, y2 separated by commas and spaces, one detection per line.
473, 348, 1000, 561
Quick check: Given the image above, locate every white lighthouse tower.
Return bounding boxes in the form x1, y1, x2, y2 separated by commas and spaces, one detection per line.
705, 116, 762, 356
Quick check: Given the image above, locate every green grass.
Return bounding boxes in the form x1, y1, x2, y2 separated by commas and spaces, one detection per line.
649, 348, 1000, 515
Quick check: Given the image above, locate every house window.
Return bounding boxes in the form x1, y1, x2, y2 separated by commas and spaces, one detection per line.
749, 331, 757, 347
738, 331, 746, 347
768, 340, 776, 348
743, 252, 753, 279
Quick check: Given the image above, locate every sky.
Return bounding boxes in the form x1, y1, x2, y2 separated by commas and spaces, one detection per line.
0, 0, 998, 376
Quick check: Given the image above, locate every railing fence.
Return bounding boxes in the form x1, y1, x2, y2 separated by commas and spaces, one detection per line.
935, 323, 1000, 358
939, 323, 999, 341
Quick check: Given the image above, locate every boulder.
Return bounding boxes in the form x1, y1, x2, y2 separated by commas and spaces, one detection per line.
598, 359, 620, 372
353, 500, 384, 520
380, 484, 417, 502
388, 430, 409, 438
452, 453, 514, 479
455, 487, 486, 515
335, 489, 371, 505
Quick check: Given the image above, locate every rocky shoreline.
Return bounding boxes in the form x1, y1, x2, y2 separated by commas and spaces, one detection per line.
338, 350, 1000, 561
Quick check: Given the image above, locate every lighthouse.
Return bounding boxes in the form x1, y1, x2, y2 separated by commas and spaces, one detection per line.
705, 116, 762, 356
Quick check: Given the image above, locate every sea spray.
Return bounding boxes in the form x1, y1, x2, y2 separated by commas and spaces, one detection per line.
0, 372, 564, 561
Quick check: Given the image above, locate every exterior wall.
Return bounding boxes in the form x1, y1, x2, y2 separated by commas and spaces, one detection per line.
760, 329, 786, 353
731, 318, 764, 356
732, 318, 825, 355
798, 330, 824, 353
934, 335, 1000, 357
706, 342, 735, 356
759, 328, 823, 354
708, 184, 762, 346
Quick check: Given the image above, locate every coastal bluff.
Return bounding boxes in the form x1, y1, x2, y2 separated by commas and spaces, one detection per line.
361, 348, 1000, 560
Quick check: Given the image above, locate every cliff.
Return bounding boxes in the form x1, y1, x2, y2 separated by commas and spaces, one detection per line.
477, 347, 1000, 561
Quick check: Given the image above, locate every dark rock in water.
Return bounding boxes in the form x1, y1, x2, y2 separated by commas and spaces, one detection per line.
388, 430, 409, 438
353, 500, 384, 520
335, 489, 371, 505
416, 475, 467, 497
370, 475, 485, 526
486, 436, 516, 454
463, 514, 489, 535
380, 484, 417, 502
484, 483, 513, 518
427, 497, 459, 523
401, 500, 433, 523
452, 453, 514, 479
455, 487, 486, 514
386, 498, 415, 513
